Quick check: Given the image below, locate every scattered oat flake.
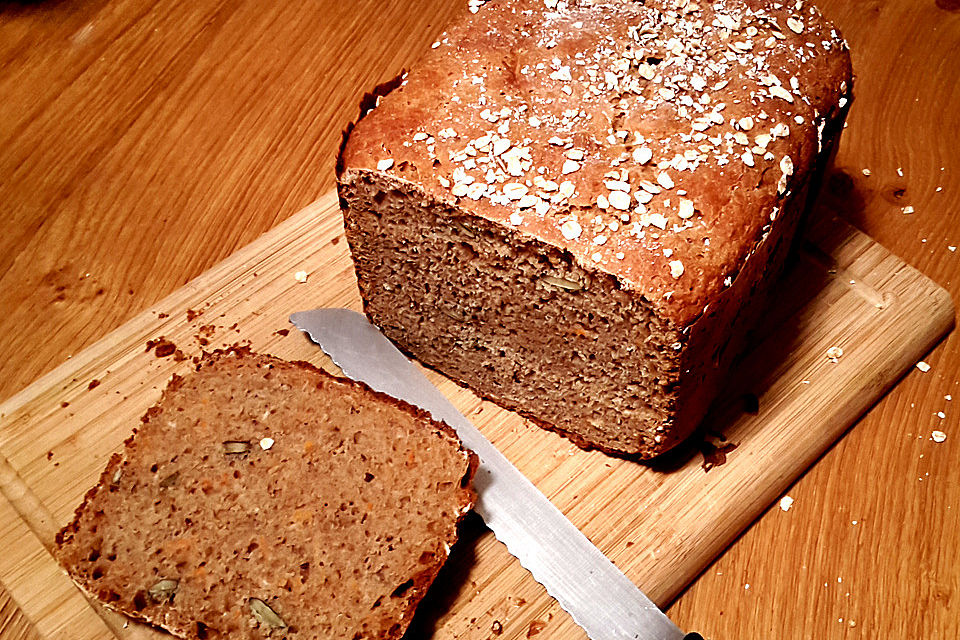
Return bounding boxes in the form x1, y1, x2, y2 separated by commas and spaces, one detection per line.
780, 155, 794, 176
608, 190, 631, 210
669, 260, 684, 279
648, 213, 668, 229
294, 270, 309, 283
260, 437, 275, 450
550, 65, 572, 82
916, 361, 931, 372
503, 182, 528, 200
931, 431, 947, 443
633, 146, 653, 165
949, 246, 957, 252
902, 205, 915, 214
770, 85, 794, 103
861, 168, 871, 176
780, 496, 794, 512
376, 158, 394, 171
826, 346, 843, 362
560, 219, 582, 240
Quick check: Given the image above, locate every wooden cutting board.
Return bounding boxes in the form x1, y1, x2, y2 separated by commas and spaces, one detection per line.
0, 190, 952, 640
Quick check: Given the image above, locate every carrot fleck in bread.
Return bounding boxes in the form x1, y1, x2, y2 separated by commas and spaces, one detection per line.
337, 0, 852, 458
55, 348, 476, 639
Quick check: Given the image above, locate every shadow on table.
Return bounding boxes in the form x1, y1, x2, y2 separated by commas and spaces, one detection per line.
651, 167, 869, 474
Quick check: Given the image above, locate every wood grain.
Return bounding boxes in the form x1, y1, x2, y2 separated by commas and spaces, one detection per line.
0, 585, 40, 640
669, 1, 960, 637
0, 193, 952, 639
0, 0, 463, 401
1, 0, 958, 638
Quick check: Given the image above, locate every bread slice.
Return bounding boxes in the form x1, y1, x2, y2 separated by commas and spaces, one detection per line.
55, 348, 476, 640
337, 0, 852, 458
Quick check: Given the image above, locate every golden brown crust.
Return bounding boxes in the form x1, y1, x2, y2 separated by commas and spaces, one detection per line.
339, 0, 852, 327
336, 0, 852, 457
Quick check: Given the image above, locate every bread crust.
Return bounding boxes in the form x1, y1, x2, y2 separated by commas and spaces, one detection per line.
55, 348, 477, 639
337, 0, 852, 457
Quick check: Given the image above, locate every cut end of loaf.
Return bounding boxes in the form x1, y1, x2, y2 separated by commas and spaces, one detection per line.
54, 348, 476, 640
340, 170, 689, 457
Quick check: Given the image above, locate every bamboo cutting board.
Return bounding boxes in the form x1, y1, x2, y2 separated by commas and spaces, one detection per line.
0, 191, 952, 640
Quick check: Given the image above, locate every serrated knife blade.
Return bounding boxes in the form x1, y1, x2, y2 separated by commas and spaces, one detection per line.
290, 308, 700, 640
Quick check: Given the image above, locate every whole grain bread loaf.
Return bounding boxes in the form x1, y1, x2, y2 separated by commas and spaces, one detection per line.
55, 348, 476, 639
337, 0, 852, 458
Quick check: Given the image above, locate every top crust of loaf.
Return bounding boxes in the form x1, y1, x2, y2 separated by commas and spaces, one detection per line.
339, 0, 852, 326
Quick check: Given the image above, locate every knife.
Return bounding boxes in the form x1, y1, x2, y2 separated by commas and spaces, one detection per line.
290, 308, 701, 640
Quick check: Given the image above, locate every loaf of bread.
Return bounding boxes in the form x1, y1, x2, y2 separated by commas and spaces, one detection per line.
337, 0, 852, 458
55, 349, 476, 639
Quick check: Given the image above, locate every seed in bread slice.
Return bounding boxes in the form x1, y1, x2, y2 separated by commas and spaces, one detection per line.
55, 348, 477, 640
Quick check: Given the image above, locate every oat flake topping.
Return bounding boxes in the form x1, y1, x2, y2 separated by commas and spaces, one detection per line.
347, 0, 851, 322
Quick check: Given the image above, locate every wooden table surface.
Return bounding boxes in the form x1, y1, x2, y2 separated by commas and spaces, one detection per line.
1, 1, 957, 638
